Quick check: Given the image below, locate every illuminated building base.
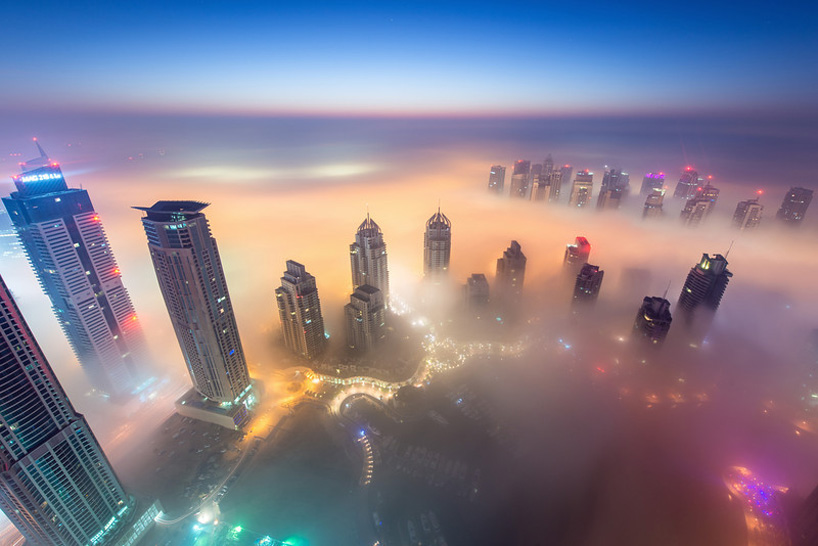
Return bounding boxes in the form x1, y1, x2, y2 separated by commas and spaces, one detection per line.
176, 382, 257, 430
111, 499, 163, 546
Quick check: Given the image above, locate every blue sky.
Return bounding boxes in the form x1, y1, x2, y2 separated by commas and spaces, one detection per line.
2, 1, 816, 115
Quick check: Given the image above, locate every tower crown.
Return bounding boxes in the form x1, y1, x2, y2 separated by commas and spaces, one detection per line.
426, 208, 451, 229
357, 213, 382, 236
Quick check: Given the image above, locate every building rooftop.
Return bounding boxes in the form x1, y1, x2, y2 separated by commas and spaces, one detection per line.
357, 213, 382, 236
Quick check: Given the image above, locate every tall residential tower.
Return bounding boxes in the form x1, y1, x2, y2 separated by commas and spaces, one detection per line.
2, 141, 145, 398
0, 274, 139, 545
350, 214, 390, 304
275, 260, 327, 359
135, 201, 252, 428
423, 207, 451, 281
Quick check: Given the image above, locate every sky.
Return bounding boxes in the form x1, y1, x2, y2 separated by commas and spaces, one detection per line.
2, 0, 817, 116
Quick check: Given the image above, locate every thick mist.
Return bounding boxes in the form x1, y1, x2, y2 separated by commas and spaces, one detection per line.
0, 114, 816, 542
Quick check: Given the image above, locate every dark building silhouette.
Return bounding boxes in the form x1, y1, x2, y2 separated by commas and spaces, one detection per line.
572, 263, 604, 305
680, 183, 719, 226
732, 196, 763, 230
345, 284, 386, 351
633, 297, 673, 345
673, 167, 700, 200
496, 240, 526, 302
597, 168, 630, 209
569, 169, 594, 208
488, 165, 506, 193
640, 172, 665, 196
510, 160, 532, 199
464, 273, 490, 311
676, 253, 732, 343
776, 187, 813, 226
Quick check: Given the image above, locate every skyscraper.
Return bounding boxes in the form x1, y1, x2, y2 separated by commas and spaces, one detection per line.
640, 172, 665, 196
564, 236, 591, 275
776, 187, 813, 226
0, 274, 136, 545
543, 154, 554, 176
673, 167, 700, 200
568, 170, 594, 208
509, 160, 532, 199
732, 196, 764, 230
350, 214, 390, 304
487, 165, 506, 194
547, 169, 564, 202
558, 164, 573, 202
345, 285, 386, 351
599, 169, 630, 197
572, 263, 604, 306
643, 188, 665, 219
2, 141, 145, 398
633, 296, 673, 345
530, 174, 550, 202
680, 183, 719, 226
495, 240, 526, 302
596, 187, 624, 210
676, 253, 732, 340
275, 260, 326, 360
135, 201, 252, 427
463, 273, 490, 311
423, 207, 451, 281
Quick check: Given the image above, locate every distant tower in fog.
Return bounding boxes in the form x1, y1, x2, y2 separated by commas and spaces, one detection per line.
488, 165, 506, 193
510, 160, 532, 199
543, 154, 554, 175
559, 165, 573, 202
495, 240, 526, 302
275, 260, 326, 360
633, 296, 672, 345
680, 183, 719, 226
643, 188, 665, 219
640, 172, 665, 195
732, 196, 764, 230
564, 236, 591, 275
599, 169, 630, 197
569, 170, 593, 208
677, 253, 732, 342
424, 207, 451, 281
673, 167, 700, 200
0, 274, 136, 545
3, 140, 146, 398
350, 213, 390, 304
464, 273, 490, 311
530, 173, 550, 202
776, 187, 813, 226
345, 285, 386, 351
572, 264, 604, 306
135, 201, 252, 406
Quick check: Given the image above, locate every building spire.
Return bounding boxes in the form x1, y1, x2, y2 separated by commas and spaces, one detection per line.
663, 280, 671, 299
33, 137, 47, 159
725, 240, 734, 259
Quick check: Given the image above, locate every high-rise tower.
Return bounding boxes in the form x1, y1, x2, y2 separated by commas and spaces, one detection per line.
564, 236, 591, 275
640, 172, 665, 196
0, 274, 136, 545
643, 188, 665, 219
568, 170, 594, 208
572, 264, 604, 306
350, 214, 390, 304
463, 273, 490, 311
495, 240, 526, 302
776, 187, 813, 226
423, 207, 451, 281
2, 141, 145, 398
509, 160, 532, 199
344, 285, 386, 351
487, 165, 506, 194
732, 196, 764, 230
135, 201, 252, 419
633, 296, 673, 345
673, 167, 700, 200
677, 253, 732, 341
275, 260, 326, 360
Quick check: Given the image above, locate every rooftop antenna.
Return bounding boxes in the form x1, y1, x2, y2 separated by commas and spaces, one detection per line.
33, 137, 47, 159
663, 281, 671, 299
366, 203, 369, 222
725, 240, 734, 259
437, 198, 441, 214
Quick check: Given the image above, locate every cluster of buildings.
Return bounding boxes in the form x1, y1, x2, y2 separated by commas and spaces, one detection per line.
488, 160, 814, 230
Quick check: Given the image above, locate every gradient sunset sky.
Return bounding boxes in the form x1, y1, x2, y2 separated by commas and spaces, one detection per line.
3, 0, 816, 116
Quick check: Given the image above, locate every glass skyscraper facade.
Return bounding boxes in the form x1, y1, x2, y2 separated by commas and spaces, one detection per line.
2, 142, 145, 398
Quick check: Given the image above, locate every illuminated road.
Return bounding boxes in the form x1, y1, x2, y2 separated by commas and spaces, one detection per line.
723, 466, 791, 546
